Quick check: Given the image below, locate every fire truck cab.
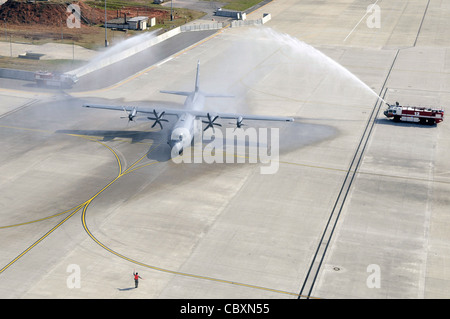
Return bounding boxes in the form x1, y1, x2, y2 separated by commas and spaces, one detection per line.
384, 102, 444, 125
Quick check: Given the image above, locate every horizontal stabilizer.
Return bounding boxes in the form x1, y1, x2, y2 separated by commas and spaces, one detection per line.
160, 90, 192, 96
202, 93, 234, 98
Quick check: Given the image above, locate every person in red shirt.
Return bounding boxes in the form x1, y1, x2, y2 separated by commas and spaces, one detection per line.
133, 270, 143, 288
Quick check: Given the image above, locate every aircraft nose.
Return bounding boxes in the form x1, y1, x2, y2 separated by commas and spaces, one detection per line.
170, 142, 183, 158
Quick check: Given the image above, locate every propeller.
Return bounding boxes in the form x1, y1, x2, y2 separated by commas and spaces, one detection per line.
121, 107, 138, 123
202, 113, 222, 133
147, 109, 168, 130
232, 116, 245, 129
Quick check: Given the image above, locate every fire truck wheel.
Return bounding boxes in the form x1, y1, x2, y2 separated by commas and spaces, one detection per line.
393, 116, 401, 122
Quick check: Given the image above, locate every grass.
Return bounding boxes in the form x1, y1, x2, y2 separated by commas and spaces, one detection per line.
218, 0, 266, 11
3, 24, 128, 50
0, 56, 86, 72
86, 0, 161, 10
0, 0, 207, 71
0, 2, 205, 47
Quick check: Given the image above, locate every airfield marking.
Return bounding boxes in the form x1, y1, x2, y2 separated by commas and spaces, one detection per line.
0, 122, 447, 231
0, 205, 84, 274
0, 204, 85, 230
0, 122, 447, 228
1, 122, 442, 297
0, 123, 307, 297
73, 138, 310, 298
0, 134, 125, 274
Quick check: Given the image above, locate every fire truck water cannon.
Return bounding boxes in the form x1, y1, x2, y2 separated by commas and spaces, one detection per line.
384, 101, 444, 125
34, 71, 78, 88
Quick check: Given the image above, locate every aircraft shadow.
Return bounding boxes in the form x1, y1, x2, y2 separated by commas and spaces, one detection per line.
117, 287, 136, 291
57, 120, 338, 163
57, 129, 168, 142
56, 129, 173, 162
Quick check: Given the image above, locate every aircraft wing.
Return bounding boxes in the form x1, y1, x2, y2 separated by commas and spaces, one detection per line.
188, 110, 294, 122
82, 103, 183, 116
82, 103, 294, 122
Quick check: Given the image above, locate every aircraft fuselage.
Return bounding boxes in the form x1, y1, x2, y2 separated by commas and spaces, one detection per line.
169, 91, 203, 155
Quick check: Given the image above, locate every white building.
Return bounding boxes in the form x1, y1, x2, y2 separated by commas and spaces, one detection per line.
128, 16, 149, 30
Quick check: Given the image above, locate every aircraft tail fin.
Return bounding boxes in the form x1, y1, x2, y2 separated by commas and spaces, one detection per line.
195, 60, 200, 92
160, 61, 233, 98
196, 61, 233, 98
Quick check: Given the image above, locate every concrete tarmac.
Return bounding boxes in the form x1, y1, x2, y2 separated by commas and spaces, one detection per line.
1, 0, 450, 299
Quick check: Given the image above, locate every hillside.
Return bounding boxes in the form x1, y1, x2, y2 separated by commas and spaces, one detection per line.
0, 0, 204, 51
0, 0, 104, 26
0, 0, 170, 26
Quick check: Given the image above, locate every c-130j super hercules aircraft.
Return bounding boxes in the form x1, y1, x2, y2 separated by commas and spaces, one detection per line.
83, 61, 294, 157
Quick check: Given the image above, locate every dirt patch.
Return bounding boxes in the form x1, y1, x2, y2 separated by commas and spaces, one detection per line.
0, 0, 204, 50
1, 0, 96, 26
0, 0, 180, 47
0, 0, 171, 26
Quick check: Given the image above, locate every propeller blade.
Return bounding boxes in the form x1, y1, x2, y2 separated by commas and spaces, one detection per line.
148, 109, 168, 130
151, 121, 162, 129
202, 113, 222, 132
121, 107, 138, 122
130, 108, 137, 119
229, 117, 244, 130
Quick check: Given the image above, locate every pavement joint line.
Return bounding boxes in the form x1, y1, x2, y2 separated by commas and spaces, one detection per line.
297, 56, 395, 297
2, 117, 442, 296
77, 140, 316, 298
0, 204, 85, 229
0, 128, 312, 298
0, 205, 84, 274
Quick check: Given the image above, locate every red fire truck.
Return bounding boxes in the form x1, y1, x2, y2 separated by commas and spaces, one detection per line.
34, 71, 78, 88
383, 102, 444, 125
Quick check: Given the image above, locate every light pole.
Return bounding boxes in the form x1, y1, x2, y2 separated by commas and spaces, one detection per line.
171, 0, 173, 21
104, 0, 108, 47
